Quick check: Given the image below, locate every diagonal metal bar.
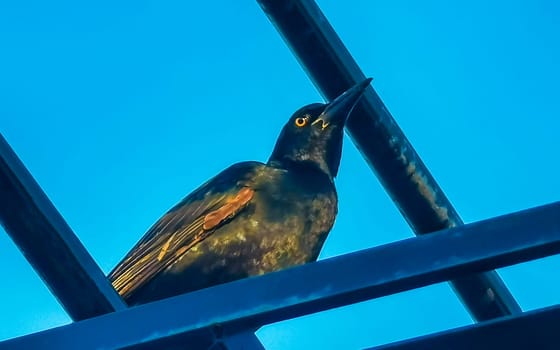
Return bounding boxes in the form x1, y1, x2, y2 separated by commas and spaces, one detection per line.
218, 331, 267, 350
0, 133, 126, 321
257, 0, 521, 321
2, 202, 558, 350
0, 134, 264, 349
369, 305, 560, 350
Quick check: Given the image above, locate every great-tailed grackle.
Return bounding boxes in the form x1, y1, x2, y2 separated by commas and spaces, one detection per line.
109, 78, 372, 305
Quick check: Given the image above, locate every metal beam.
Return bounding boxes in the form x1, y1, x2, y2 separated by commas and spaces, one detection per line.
2, 202, 558, 350
369, 305, 560, 350
257, 0, 521, 321
0, 134, 126, 321
0, 134, 264, 349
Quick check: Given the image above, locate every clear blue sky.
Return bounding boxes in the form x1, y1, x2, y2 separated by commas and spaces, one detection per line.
1, 1, 559, 348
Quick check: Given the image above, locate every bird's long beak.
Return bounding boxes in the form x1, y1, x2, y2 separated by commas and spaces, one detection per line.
312, 78, 372, 129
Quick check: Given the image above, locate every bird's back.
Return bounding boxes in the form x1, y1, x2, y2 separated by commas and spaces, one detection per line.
109, 78, 372, 306
110, 160, 337, 305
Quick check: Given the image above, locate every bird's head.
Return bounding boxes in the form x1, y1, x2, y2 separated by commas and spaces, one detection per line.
269, 78, 372, 179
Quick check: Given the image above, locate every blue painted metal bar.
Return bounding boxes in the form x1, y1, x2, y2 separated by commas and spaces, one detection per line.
2, 202, 558, 350
369, 305, 560, 350
257, 0, 521, 321
219, 331, 267, 350
0, 134, 264, 349
0, 134, 126, 320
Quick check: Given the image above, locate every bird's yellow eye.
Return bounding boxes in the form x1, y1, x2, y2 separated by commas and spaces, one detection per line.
295, 117, 308, 127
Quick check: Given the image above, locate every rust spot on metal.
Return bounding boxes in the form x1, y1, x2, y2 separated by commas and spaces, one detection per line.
399, 153, 455, 227
485, 287, 496, 303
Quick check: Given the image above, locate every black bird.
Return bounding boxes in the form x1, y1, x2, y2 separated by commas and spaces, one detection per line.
109, 78, 372, 305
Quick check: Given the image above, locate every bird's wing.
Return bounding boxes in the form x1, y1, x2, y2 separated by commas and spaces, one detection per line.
108, 161, 263, 300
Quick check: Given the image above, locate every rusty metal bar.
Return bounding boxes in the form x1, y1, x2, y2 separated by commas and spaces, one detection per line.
257, 0, 522, 321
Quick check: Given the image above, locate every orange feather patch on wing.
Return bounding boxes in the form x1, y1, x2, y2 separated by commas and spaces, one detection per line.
203, 187, 254, 230
108, 162, 264, 301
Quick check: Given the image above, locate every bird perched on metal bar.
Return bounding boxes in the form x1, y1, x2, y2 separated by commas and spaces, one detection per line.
109, 78, 372, 305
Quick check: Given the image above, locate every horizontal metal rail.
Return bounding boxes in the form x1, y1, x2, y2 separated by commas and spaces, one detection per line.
2, 202, 558, 350
370, 305, 560, 350
257, 0, 521, 321
0, 134, 126, 321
